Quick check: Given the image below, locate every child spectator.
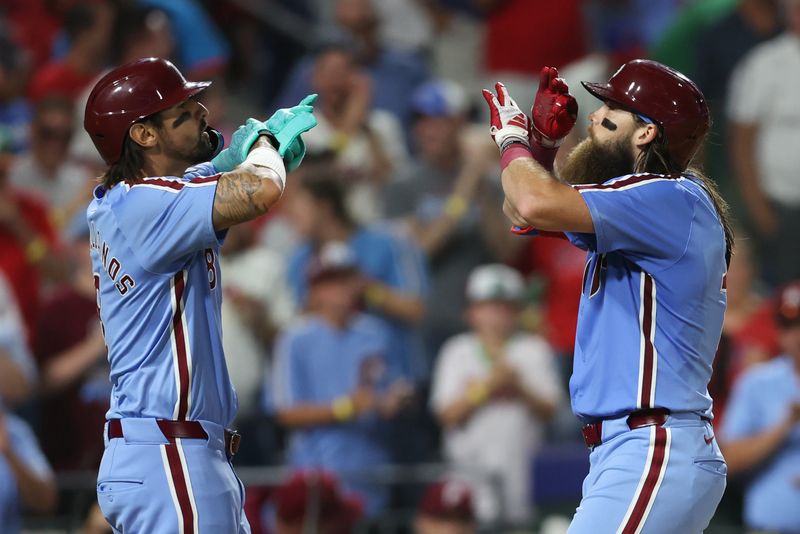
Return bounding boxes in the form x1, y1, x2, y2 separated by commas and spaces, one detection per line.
271, 241, 414, 517
431, 264, 564, 525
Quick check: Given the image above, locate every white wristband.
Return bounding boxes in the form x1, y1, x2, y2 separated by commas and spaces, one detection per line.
245, 145, 287, 192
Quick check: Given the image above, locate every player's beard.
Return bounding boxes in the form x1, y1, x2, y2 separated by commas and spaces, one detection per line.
188, 130, 215, 164
559, 135, 635, 185
163, 130, 216, 166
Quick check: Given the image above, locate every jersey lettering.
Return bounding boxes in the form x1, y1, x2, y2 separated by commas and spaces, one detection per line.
205, 248, 217, 290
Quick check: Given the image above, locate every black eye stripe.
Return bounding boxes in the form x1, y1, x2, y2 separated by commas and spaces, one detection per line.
172, 111, 191, 129
601, 118, 618, 131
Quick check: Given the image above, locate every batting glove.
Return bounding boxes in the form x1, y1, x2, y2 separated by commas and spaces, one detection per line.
211, 118, 270, 172
482, 83, 531, 151
265, 94, 318, 172
530, 66, 578, 148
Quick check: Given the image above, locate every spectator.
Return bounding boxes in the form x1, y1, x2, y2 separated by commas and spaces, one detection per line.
694, 0, 781, 219
297, 40, 408, 223
415, 479, 476, 534
137, 0, 230, 79
720, 281, 800, 532
27, 1, 115, 103
728, 0, 800, 285
109, 3, 175, 67
272, 470, 363, 534
33, 225, 108, 472
710, 237, 779, 430
276, 0, 428, 127
384, 80, 519, 356
0, 141, 59, 341
9, 96, 89, 221
286, 175, 427, 383
0, 404, 57, 533
2, 0, 62, 70
0, 273, 36, 407
430, 264, 564, 524
271, 241, 414, 517
68, 3, 178, 170
221, 221, 296, 420
695, 0, 781, 110
0, 32, 31, 154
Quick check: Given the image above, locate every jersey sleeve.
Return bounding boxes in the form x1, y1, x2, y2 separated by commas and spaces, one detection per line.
6, 414, 53, 480
183, 162, 218, 179
576, 177, 696, 270
0, 277, 37, 384
116, 177, 222, 273
270, 330, 305, 409
720, 370, 764, 440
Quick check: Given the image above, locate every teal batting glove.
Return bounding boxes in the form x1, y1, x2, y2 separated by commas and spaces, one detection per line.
211, 118, 269, 172
265, 94, 317, 170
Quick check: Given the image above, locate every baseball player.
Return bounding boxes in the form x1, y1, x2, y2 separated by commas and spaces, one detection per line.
482, 60, 733, 532
83, 57, 316, 533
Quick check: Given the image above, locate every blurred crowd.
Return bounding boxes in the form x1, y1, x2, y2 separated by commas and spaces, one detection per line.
0, 0, 799, 532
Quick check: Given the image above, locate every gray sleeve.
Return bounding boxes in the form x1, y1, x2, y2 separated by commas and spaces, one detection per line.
383, 178, 419, 219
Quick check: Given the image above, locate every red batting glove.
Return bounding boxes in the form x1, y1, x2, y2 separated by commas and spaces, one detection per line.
482, 82, 531, 151
530, 66, 578, 148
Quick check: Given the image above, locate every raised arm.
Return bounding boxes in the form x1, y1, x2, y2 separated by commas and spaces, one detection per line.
212, 96, 318, 230
482, 81, 592, 233
212, 135, 285, 231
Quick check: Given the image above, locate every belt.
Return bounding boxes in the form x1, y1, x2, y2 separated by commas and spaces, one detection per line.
107, 419, 241, 459
581, 408, 671, 449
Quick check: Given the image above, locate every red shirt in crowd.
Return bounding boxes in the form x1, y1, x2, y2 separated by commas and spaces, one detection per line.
0, 189, 56, 340
28, 63, 97, 103
485, 0, 586, 74
517, 235, 585, 355
34, 286, 107, 471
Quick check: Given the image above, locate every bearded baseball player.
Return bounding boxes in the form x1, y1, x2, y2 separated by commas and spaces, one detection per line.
83, 57, 317, 533
482, 60, 733, 532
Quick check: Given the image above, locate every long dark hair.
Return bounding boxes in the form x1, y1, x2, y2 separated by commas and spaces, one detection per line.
100, 114, 164, 188
634, 121, 734, 266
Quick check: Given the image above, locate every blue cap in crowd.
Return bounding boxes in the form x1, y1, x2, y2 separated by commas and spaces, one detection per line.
411, 80, 468, 117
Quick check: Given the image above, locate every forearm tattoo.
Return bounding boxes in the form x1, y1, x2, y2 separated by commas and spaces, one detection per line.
212, 137, 280, 229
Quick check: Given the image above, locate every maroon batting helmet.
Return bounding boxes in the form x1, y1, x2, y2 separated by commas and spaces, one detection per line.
84, 57, 211, 165
581, 59, 710, 170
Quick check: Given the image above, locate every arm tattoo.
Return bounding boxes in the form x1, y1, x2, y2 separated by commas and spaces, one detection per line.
212, 137, 281, 230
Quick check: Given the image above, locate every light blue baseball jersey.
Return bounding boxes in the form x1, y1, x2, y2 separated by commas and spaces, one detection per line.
270, 314, 393, 516
87, 162, 238, 427
0, 412, 54, 534
565, 173, 727, 422
721, 356, 800, 531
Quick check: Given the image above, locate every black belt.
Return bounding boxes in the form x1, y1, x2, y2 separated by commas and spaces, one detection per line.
107, 419, 241, 459
581, 408, 672, 449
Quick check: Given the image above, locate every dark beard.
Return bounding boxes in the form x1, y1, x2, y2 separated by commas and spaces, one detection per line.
163, 131, 216, 166
188, 131, 215, 164
559, 136, 635, 185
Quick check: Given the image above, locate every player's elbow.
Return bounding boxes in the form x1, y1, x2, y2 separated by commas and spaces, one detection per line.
512, 195, 549, 228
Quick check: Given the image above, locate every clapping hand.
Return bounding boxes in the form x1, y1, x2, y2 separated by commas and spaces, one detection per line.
530, 66, 578, 148
482, 83, 531, 151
